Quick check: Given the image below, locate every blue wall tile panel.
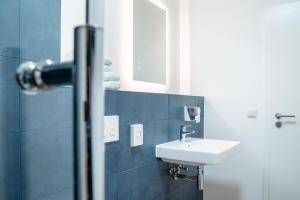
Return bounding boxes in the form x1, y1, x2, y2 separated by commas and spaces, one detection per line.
105, 90, 204, 200
20, 88, 72, 131
0, 133, 21, 200
20, 129, 73, 200
0, 0, 67, 198
0, 0, 21, 197
20, 0, 61, 62
0, 0, 20, 58
37, 188, 73, 200
111, 161, 170, 200
0, 57, 20, 133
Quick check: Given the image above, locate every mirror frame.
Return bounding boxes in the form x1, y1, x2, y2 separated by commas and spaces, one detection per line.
120, 0, 170, 93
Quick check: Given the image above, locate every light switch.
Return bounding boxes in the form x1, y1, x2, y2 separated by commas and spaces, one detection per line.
247, 108, 258, 118
130, 124, 143, 147
104, 116, 119, 143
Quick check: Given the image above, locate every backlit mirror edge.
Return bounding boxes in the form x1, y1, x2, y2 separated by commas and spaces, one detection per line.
121, 0, 170, 93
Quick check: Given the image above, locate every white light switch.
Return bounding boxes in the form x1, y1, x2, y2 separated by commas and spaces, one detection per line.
247, 108, 258, 118
104, 116, 119, 143
130, 124, 143, 147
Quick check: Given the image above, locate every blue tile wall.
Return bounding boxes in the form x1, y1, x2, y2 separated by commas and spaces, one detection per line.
20, 129, 73, 200
0, 0, 20, 58
20, 88, 72, 131
20, 0, 61, 62
0, 0, 21, 198
36, 188, 74, 200
0, 0, 70, 199
0, 133, 21, 200
105, 90, 204, 200
117, 91, 169, 124
0, 57, 20, 133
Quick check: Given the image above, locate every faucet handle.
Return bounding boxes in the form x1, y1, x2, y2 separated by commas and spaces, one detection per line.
180, 125, 192, 132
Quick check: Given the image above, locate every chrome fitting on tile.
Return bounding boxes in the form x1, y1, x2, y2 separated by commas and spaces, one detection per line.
16, 60, 73, 95
168, 164, 204, 191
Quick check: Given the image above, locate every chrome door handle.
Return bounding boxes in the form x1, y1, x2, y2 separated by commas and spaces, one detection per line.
275, 113, 296, 119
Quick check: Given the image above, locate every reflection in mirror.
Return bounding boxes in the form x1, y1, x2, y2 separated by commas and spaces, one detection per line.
133, 0, 167, 84
61, 0, 85, 62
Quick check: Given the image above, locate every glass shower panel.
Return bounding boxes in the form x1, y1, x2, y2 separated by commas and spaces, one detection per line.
0, 2, 20, 199
0, 0, 96, 199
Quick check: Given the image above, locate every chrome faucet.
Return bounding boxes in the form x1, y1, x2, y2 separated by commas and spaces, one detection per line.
180, 125, 196, 141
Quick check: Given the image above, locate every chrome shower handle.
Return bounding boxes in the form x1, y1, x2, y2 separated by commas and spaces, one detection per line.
16, 25, 105, 200
16, 60, 72, 95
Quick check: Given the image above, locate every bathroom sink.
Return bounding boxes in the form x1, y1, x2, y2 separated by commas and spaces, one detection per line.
156, 138, 240, 166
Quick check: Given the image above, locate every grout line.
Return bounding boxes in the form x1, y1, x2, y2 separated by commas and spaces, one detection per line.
20, 127, 72, 134
0, 54, 20, 59
0, 54, 57, 63
0, 54, 42, 62
0, 132, 19, 135
119, 118, 169, 125
114, 160, 157, 176
28, 186, 73, 200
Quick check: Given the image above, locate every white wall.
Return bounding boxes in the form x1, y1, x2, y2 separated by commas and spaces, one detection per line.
189, 0, 298, 200
60, 0, 85, 61
179, 0, 191, 95
190, 1, 266, 200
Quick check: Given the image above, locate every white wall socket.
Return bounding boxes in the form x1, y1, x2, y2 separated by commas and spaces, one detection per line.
130, 124, 143, 147
247, 108, 258, 118
104, 116, 119, 143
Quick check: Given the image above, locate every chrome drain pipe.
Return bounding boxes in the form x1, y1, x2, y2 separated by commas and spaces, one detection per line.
197, 166, 204, 191
168, 164, 204, 191
16, 25, 105, 200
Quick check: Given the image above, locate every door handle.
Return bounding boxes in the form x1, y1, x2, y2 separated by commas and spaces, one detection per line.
275, 113, 296, 119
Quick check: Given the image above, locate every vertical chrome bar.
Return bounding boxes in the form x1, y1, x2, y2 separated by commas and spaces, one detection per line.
89, 26, 105, 200
74, 25, 104, 200
85, 0, 90, 23
87, 0, 104, 28
87, 0, 105, 199
197, 166, 204, 191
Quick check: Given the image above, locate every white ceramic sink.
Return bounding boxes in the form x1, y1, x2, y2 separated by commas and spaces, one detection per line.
156, 138, 240, 166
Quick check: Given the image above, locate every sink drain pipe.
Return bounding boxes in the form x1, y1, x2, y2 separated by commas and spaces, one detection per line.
169, 164, 204, 191
197, 166, 204, 191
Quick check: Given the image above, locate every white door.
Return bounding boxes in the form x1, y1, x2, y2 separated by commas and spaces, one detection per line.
265, 2, 300, 200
